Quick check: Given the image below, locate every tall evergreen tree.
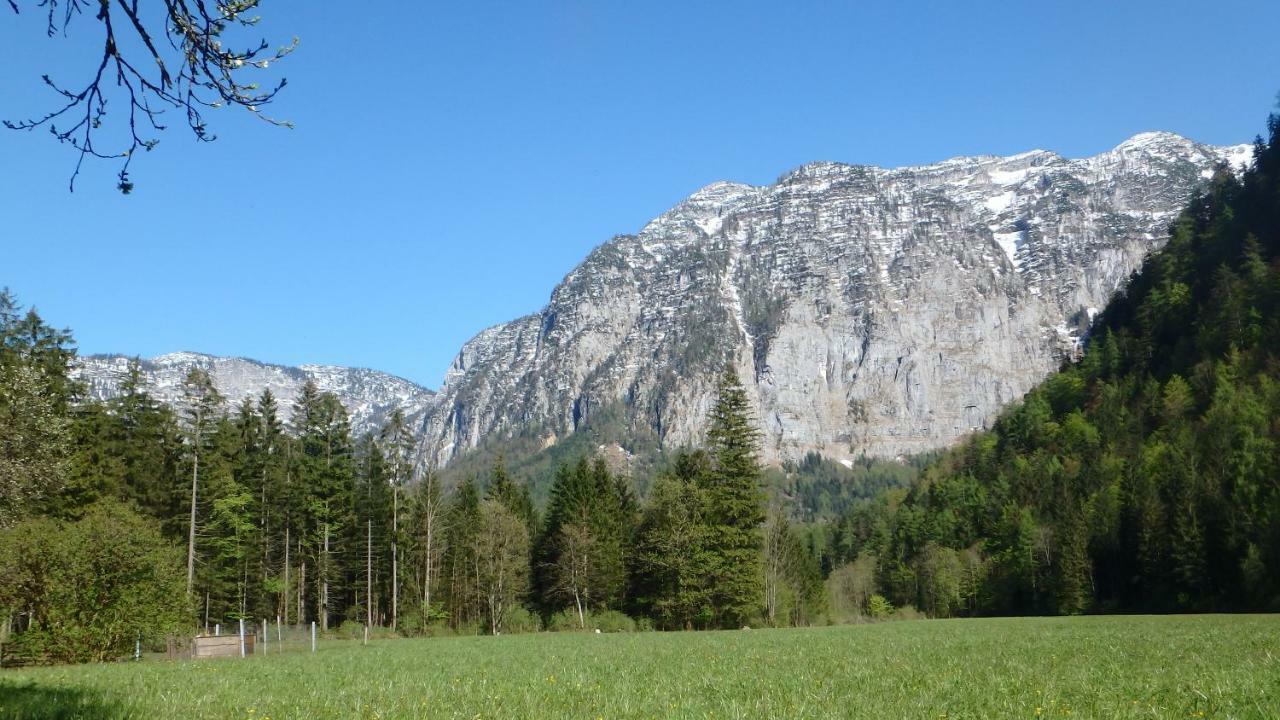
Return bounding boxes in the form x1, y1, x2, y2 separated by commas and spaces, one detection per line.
702, 366, 766, 627
379, 409, 417, 631
179, 367, 223, 597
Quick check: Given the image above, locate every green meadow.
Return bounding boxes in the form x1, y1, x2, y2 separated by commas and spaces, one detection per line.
1, 615, 1275, 719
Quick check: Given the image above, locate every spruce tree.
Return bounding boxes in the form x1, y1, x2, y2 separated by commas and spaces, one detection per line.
442, 477, 483, 629
378, 409, 417, 632
634, 450, 714, 629
179, 367, 223, 597
702, 365, 766, 627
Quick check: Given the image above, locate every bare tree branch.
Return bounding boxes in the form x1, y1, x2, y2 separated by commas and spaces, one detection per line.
4, 0, 297, 192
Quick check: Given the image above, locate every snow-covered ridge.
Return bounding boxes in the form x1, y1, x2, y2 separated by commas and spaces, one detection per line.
74, 352, 436, 437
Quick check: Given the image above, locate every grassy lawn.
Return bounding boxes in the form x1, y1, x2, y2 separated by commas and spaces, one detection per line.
0, 615, 1275, 719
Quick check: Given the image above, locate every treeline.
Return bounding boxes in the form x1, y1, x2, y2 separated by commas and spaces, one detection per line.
819, 113, 1280, 617
1, 315, 823, 661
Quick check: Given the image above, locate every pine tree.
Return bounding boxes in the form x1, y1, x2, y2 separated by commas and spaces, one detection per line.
179, 367, 224, 597
486, 455, 534, 528
292, 382, 356, 631
537, 457, 637, 620
634, 450, 714, 629
702, 366, 766, 627
378, 409, 417, 632
442, 477, 483, 629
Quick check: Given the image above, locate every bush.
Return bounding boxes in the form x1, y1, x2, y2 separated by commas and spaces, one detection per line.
891, 604, 925, 621
590, 610, 636, 633
397, 611, 424, 638
546, 609, 585, 632
867, 594, 893, 619
422, 622, 458, 638
546, 609, 636, 633
335, 620, 365, 640
0, 502, 191, 664
503, 607, 541, 634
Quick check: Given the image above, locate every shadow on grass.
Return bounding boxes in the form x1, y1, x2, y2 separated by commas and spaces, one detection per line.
0, 681, 124, 720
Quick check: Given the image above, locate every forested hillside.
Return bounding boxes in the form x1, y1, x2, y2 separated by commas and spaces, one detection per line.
823, 113, 1280, 616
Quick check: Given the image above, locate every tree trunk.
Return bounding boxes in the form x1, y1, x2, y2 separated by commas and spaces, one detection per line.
282, 525, 290, 625
298, 555, 306, 626
186, 424, 200, 596
366, 518, 373, 631
391, 487, 398, 632
321, 525, 330, 633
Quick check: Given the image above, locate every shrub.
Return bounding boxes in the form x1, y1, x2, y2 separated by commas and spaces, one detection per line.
397, 611, 424, 638
547, 609, 636, 633
546, 609, 585, 632
0, 502, 191, 664
335, 620, 365, 640
422, 622, 458, 638
503, 607, 541, 634
590, 610, 636, 633
891, 604, 925, 621
867, 594, 893, 619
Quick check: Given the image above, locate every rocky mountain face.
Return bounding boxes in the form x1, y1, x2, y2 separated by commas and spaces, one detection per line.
418, 132, 1252, 467
74, 352, 435, 437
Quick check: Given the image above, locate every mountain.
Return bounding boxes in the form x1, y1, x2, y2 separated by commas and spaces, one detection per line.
73, 352, 436, 437
418, 132, 1252, 468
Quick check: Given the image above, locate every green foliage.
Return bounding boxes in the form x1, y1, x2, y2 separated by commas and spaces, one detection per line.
438, 400, 664, 507
866, 594, 893, 619
0, 290, 76, 527
776, 452, 924, 521
824, 111, 1280, 616
503, 606, 542, 634
535, 457, 637, 618
702, 366, 766, 627
0, 502, 190, 664
476, 499, 532, 635
587, 609, 637, 633
632, 451, 714, 629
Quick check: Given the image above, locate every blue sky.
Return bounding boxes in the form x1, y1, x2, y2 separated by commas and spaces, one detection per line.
3, 1, 1277, 387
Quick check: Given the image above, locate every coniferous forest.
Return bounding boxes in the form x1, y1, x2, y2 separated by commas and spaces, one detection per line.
2, 113, 1279, 666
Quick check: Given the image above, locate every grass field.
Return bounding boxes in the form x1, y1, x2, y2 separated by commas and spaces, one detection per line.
0, 615, 1275, 719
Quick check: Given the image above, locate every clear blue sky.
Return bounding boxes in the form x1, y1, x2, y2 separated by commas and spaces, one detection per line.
3, 1, 1277, 388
